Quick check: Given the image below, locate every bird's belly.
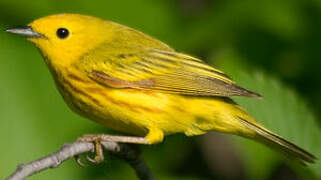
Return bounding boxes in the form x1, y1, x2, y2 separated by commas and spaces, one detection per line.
58, 86, 147, 135
56, 75, 192, 136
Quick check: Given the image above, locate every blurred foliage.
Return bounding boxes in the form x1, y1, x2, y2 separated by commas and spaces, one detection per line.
216, 53, 321, 179
1, 0, 320, 179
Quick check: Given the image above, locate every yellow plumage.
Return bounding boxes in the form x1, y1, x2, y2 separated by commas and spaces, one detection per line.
7, 13, 315, 163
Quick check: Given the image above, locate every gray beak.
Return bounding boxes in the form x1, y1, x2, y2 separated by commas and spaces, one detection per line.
6, 26, 44, 38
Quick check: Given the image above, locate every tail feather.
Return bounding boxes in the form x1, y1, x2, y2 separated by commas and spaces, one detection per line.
238, 117, 316, 164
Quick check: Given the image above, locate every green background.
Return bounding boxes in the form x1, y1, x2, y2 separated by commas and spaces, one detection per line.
1, 0, 320, 179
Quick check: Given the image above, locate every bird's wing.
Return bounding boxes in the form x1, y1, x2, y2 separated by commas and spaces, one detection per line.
79, 46, 261, 98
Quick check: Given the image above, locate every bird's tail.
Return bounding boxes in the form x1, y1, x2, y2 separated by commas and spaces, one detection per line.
238, 117, 316, 164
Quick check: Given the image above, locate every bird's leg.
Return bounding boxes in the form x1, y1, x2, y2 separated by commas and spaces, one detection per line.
76, 129, 164, 164
77, 128, 164, 145
77, 134, 150, 144
76, 134, 147, 165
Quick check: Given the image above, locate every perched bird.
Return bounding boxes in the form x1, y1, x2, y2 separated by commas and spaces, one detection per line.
6, 13, 315, 164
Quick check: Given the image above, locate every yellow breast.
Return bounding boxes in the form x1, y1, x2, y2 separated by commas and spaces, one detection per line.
52, 67, 192, 136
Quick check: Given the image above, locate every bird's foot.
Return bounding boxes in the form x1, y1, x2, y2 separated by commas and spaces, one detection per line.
75, 138, 104, 166
74, 134, 150, 166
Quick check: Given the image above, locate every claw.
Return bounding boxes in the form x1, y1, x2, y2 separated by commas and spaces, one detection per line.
76, 136, 105, 164
86, 154, 97, 164
75, 155, 86, 167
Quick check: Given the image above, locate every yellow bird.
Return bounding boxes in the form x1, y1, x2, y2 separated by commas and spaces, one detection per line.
6, 13, 315, 164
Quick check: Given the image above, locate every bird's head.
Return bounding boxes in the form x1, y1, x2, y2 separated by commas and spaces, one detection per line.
6, 13, 116, 67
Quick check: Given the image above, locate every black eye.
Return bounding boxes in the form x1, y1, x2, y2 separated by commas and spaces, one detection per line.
56, 28, 69, 39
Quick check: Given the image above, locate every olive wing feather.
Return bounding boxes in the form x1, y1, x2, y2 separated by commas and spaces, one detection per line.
79, 47, 261, 98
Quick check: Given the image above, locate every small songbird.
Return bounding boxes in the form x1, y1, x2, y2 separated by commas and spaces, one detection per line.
6, 13, 315, 164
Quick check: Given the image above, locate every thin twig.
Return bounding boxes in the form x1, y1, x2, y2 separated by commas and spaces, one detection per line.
5, 141, 154, 180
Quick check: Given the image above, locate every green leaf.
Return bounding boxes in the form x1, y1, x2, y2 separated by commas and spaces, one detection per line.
214, 50, 321, 179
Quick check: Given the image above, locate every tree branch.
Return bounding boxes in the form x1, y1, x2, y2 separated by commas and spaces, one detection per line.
5, 141, 154, 180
